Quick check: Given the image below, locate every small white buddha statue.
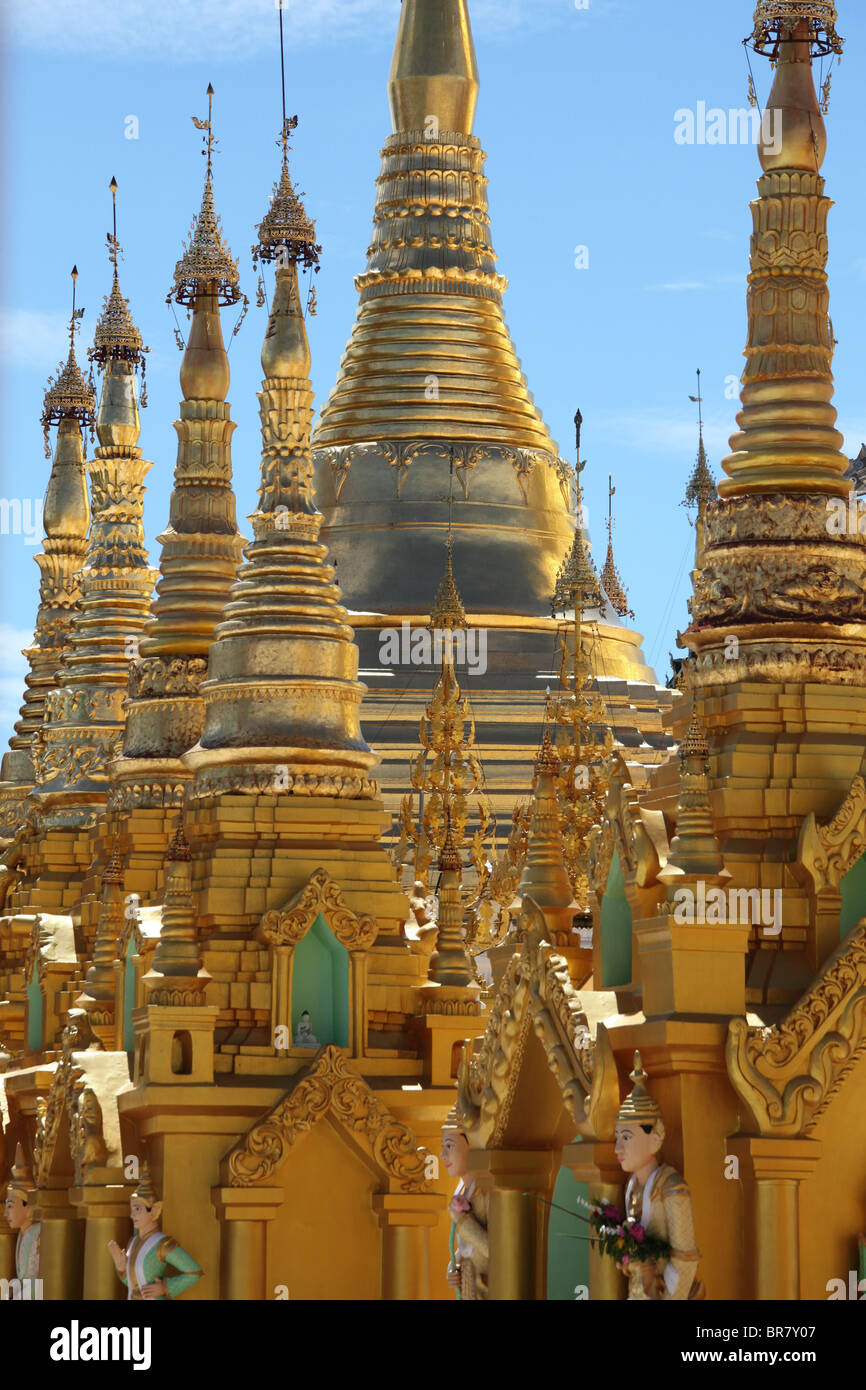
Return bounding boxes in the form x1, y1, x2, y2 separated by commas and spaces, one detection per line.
293, 1011, 319, 1048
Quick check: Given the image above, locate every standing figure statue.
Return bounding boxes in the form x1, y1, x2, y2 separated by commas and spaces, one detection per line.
441, 1108, 488, 1300
613, 1051, 704, 1300
3, 1145, 40, 1295
107, 1163, 202, 1300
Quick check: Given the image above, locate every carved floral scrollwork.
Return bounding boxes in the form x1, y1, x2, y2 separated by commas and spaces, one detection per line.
798, 774, 866, 895
455, 898, 620, 1147
726, 919, 866, 1136
257, 867, 379, 951
226, 1044, 429, 1191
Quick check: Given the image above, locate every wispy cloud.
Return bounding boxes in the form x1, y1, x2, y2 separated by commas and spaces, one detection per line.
648, 280, 709, 292
596, 411, 732, 458
0, 309, 71, 372
6, 0, 569, 59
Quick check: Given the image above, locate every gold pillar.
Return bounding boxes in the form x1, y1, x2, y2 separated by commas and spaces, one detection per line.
349, 950, 367, 1057
0, 1210, 15, 1282
272, 945, 291, 1054
70, 1184, 131, 1301
469, 1149, 557, 1301
38, 1187, 84, 1299
562, 1140, 625, 1302
728, 1137, 822, 1301
373, 1194, 441, 1301
212, 1188, 285, 1301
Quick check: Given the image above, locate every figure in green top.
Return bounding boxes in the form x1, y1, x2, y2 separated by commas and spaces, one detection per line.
107, 1163, 202, 1301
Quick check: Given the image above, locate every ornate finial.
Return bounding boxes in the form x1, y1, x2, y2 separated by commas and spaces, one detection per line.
41, 266, 97, 458
253, 10, 321, 273
167, 823, 193, 862
169, 85, 244, 308
439, 815, 462, 872
428, 540, 468, 632
102, 841, 124, 886
616, 1050, 663, 1127
748, 2, 842, 56
680, 706, 710, 765
132, 1160, 159, 1207
683, 369, 716, 512
429, 450, 468, 632
90, 178, 149, 382
6, 1143, 36, 1200
535, 722, 559, 776
600, 474, 634, 620
552, 410, 602, 617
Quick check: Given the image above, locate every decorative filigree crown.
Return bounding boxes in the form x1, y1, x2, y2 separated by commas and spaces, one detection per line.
551, 526, 602, 618
41, 347, 97, 459
749, 1, 843, 56
428, 543, 468, 632
90, 274, 147, 368
253, 120, 321, 271
132, 1161, 159, 1207
171, 179, 243, 308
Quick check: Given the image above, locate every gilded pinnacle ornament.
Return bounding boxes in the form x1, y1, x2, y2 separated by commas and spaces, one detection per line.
513, 727, 577, 946
41, 267, 97, 460
35, 184, 156, 824
0, 270, 92, 831
170, 87, 245, 311
600, 475, 634, 620
187, 91, 377, 800
119, 88, 245, 791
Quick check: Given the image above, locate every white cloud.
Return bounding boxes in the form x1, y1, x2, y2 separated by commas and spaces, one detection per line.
0, 309, 71, 372
647, 280, 709, 292
596, 411, 732, 459
5, 0, 567, 60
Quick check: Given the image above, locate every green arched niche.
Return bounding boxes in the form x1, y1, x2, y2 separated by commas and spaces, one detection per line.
840, 848, 866, 941
601, 849, 632, 987
547, 1161, 591, 1300
292, 912, 350, 1048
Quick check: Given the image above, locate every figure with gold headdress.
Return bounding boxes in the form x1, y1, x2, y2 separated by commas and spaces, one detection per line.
613, 1052, 703, 1301
107, 1163, 202, 1301
441, 1107, 488, 1300
3, 1144, 40, 1294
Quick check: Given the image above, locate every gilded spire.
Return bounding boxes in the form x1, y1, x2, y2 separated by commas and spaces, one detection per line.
77, 842, 125, 1031
187, 98, 377, 801
600, 475, 634, 620
426, 817, 474, 987
120, 88, 245, 777
552, 416, 603, 618
170, 87, 244, 310
514, 729, 577, 945
0, 271, 93, 826
660, 698, 726, 882
34, 187, 156, 822
720, 7, 847, 495
388, 0, 480, 136
149, 823, 206, 995
41, 267, 96, 461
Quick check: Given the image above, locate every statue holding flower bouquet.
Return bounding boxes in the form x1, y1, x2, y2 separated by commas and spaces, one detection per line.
604, 1051, 704, 1300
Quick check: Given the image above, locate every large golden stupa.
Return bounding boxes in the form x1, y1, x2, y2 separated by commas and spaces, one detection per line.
0, 0, 863, 1308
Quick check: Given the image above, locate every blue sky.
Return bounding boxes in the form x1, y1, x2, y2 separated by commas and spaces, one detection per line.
1, 0, 865, 731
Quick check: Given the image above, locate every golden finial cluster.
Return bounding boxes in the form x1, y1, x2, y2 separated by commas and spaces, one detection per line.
169, 85, 245, 309
253, 116, 321, 272
428, 541, 468, 632
102, 842, 124, 886
552, 410, 602, 617
600, 474, 634, 620
683, 370, 715, 512
41, 266, 97, 459
749, 1, 843, 55
89, 179, 149, 389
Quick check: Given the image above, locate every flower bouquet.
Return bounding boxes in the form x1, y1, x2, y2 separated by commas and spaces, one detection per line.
588, 1201, 671, 1300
